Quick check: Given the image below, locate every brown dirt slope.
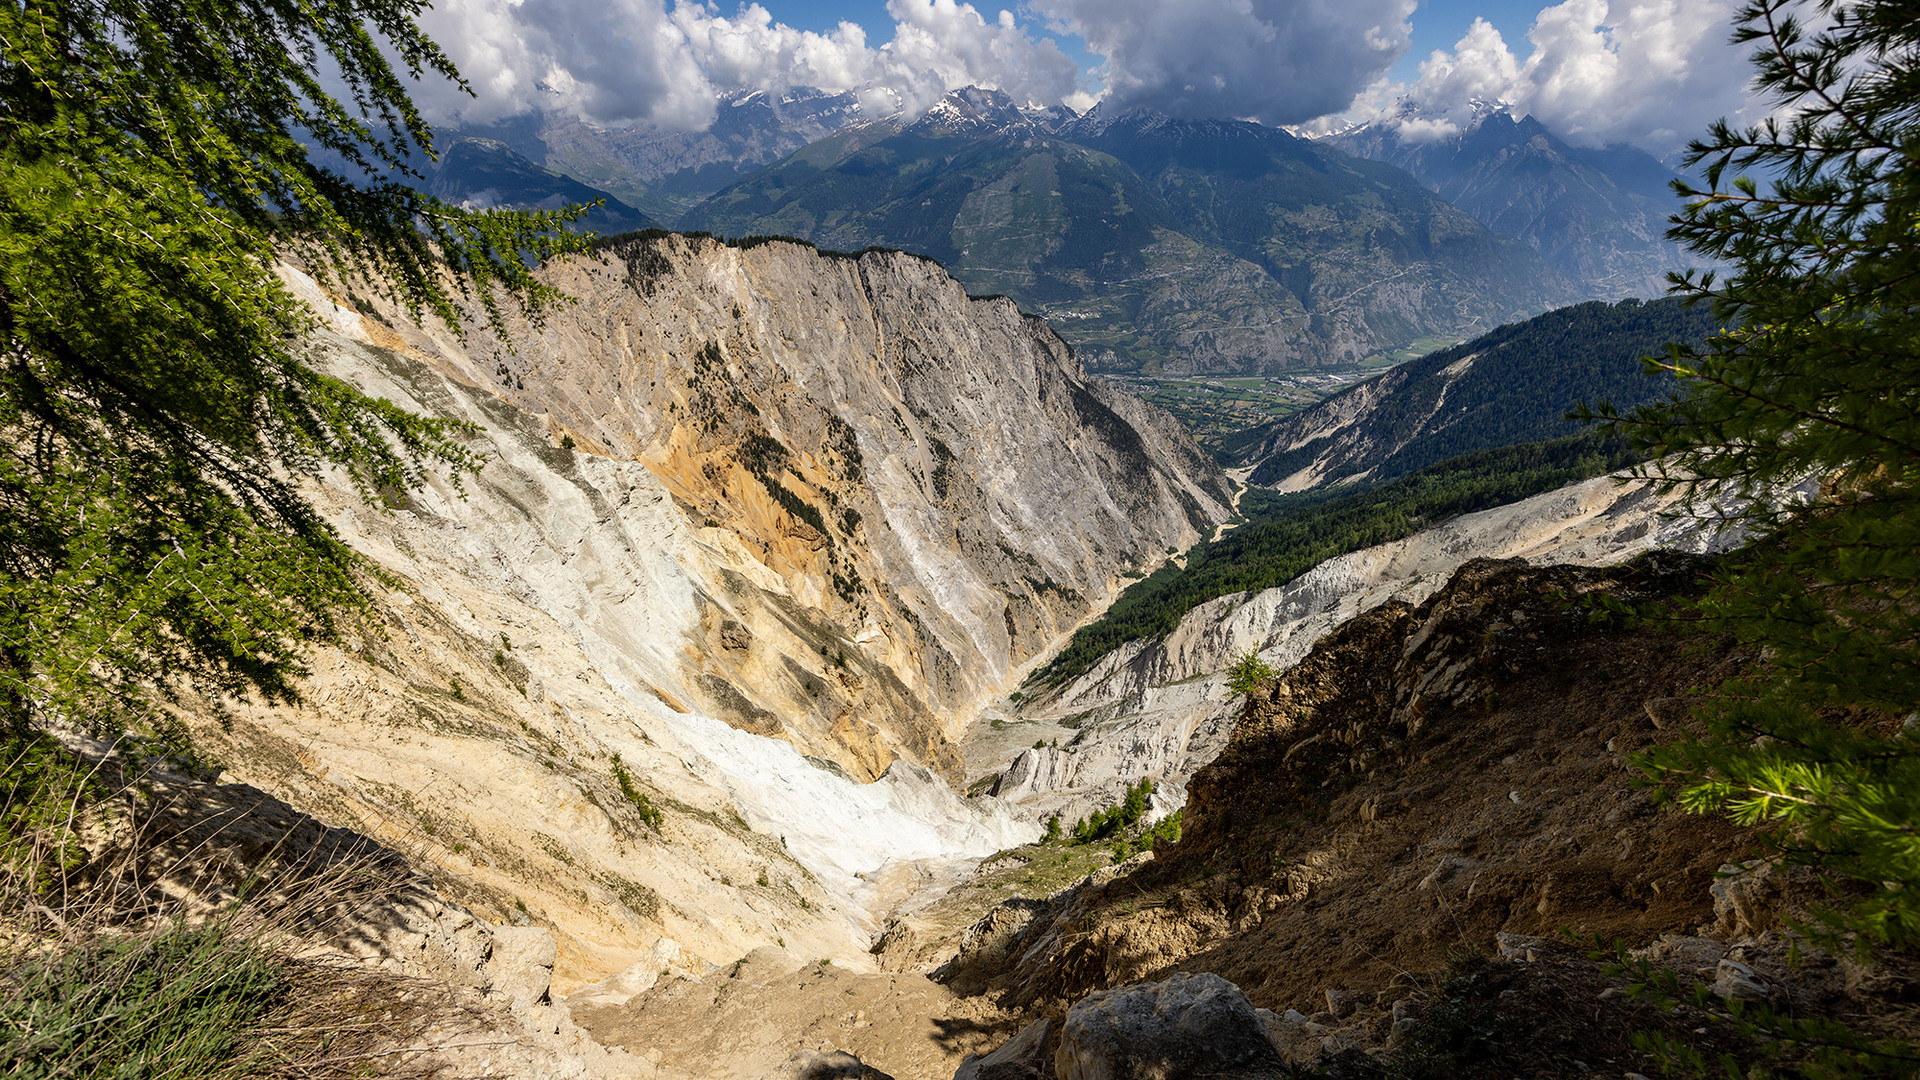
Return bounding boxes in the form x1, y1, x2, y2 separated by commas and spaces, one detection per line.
976, 555, 1764, 1015
572, 948, 1023, 1080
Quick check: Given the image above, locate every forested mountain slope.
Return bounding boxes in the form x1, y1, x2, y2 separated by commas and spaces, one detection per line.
427, 135, 658, 233
1036, 431, 1640, 687
1228, 296, 1717, 490
1330, 109, 1691, 299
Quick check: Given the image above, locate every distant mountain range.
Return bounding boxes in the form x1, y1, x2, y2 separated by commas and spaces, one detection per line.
425, 87, 1707, 377
425, 135, 657, 234
680, 88, 1573, 376
460, 88, 876, 221
1325, 102, 1693, 299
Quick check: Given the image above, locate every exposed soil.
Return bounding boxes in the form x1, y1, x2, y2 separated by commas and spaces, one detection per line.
963, 556, 1770, 1018
569, 948, 1023, 1080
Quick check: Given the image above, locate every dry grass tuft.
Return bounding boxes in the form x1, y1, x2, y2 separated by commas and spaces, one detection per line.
0, 729, 476, 1078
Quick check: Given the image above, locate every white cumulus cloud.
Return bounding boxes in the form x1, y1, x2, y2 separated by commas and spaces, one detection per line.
1381, 0, 1761, 155
875, 0, 1080, 116
671, 5, 879, 97
414, 0, 718, 129
1032, 0, 1417, 125
410, 0, 1766, 151
415, 0, 1079, 131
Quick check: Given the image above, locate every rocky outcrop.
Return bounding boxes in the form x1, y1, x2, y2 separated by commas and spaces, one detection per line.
324, 233, 1229, 776
990, 470, 1758, 826
950, 556, 1772, 1017
1053, 973, 1289, 1080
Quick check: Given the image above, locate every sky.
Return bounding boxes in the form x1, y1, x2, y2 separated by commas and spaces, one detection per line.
755, 0, 1549, 84
413, 0, 1771, 158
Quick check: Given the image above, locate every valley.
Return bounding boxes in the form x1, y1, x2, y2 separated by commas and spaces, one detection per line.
430, 88, 1624, 381
1104, 368, 1390, 453
121, 236, 1862, 1078
13, 6, 1920, 1076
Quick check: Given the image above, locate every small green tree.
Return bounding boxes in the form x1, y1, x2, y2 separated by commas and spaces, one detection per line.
0, 0, 587, 741
1225, 648, 1277, 698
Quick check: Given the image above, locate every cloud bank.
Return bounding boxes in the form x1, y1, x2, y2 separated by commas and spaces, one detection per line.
1033, 0, 1416, 126
1382, 0, 1760, 155
410, 0, 1764, 156
414, 0, 1079, 130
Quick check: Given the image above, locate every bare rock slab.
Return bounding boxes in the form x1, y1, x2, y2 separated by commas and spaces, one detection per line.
955, 1018, 1049, 1080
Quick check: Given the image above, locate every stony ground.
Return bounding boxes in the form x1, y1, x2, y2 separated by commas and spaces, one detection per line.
561, 829, 1134, 1078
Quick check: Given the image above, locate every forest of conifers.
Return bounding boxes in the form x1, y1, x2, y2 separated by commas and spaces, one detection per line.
1035, 430, 1639, 686
1233, 296, 1716, 486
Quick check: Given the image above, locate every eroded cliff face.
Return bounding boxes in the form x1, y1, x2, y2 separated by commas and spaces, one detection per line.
930, 555, 1920, 1080
950, 557, 1764, 1017
350, 234, 1230, 778
183, 244, 1225, 989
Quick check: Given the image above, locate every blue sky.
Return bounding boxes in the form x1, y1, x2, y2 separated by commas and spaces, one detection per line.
1393, 1, 1551, 79
420, 0, 1757, 157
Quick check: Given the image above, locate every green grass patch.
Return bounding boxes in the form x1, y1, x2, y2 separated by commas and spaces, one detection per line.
0, 737, 436, 1079
1, 922, 283, 1079
611, 753, 664, 831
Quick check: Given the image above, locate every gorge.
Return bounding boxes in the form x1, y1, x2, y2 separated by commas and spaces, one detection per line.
195, 233, 1230, 986
13, 2, 1920, 1077
103, 229, 1849, 1080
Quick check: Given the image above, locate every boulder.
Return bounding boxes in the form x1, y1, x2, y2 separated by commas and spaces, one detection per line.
760, 1049, 895, 1080
563, 936, 695, 1008
1713, 959, 1772, 1003
954, 1018, 1050, 1080
1630, 934, 1727, 977
1710, 860, 1813, 939
1495, 932, 1549, 963
1054, 971, 1291, 1080
1253, 1007, 1321, 1065
486, 924, 558, 1008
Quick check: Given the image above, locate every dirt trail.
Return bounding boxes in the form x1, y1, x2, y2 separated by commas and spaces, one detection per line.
569, 948, 1021, 1080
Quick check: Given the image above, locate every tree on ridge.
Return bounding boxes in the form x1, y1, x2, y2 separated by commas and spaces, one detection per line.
0, 0, 585, 743
1596, 0, 1920, 969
